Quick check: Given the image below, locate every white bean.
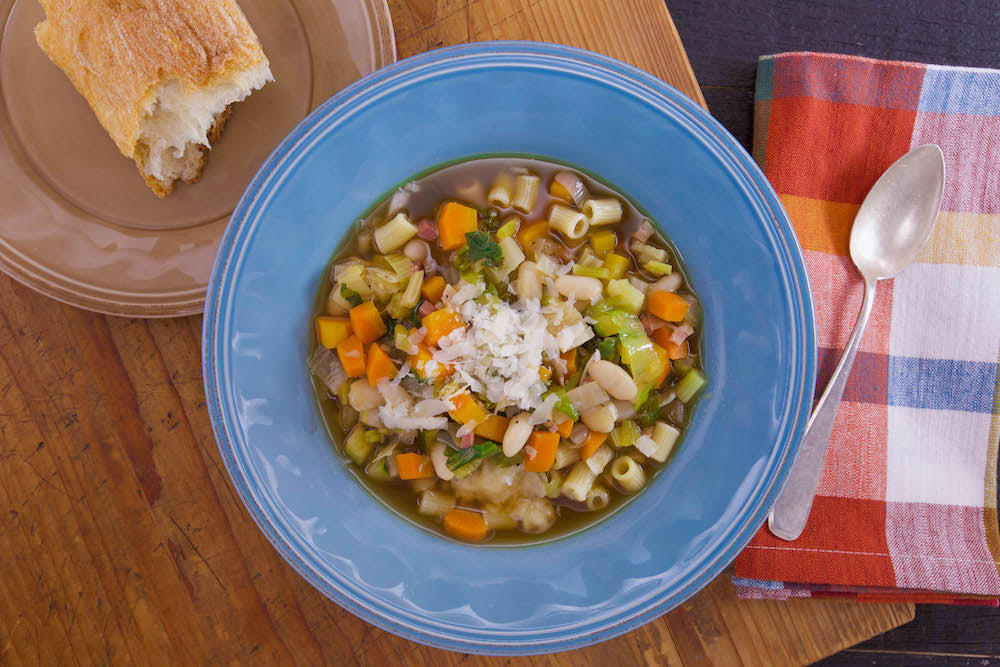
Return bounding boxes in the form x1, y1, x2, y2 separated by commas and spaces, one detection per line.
581, 405, 616, 433
348, 379, 382, 411
403, 239, 429, 264
502, 412, 533, 456
555, 275, 603, 302
588, 360, 638, 401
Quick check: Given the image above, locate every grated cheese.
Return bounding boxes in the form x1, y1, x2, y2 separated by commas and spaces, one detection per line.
432, 296, 591, 411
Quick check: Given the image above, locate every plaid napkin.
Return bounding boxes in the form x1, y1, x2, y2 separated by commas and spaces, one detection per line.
732, 52, 1000, 606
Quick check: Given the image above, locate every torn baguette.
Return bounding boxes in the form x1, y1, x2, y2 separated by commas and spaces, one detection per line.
35, 0, 273, 198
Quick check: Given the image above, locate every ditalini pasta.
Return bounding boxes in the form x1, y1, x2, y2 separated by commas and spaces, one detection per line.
309, 157, 706, 543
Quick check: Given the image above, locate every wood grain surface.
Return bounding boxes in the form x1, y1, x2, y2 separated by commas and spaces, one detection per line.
0, 0, 913, 664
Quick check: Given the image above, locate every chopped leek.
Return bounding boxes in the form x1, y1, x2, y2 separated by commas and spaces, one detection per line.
597, 336, 619, 363
572, 265, 610, 280
610, 420, 640, 449
675, 369, 707, 403
606, 279, 645, 314
344, 426, 379, 464
610, 311, 664, 402
496, 217, 520, 240
547, 388, 579, 421
642, 261, 673, 276
400, 270, 424, 308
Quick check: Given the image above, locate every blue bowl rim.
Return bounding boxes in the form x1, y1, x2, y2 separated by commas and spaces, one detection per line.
202, 41, 817, 655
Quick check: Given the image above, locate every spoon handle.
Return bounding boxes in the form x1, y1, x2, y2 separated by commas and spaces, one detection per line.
768, 278, 878, 541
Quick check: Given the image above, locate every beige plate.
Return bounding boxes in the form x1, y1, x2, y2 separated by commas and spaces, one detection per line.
0, 0, 395, 317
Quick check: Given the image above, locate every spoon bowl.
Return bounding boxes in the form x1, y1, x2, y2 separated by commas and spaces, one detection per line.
850, 144, 946, 280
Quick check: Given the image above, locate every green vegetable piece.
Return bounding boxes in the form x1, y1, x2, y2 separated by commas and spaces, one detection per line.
547, 388, 579, 421
571, 265, 610, 280
446, 441, 502, 471
344, 426, 377, 465
597, 337, 619, 363
365, 458, 391, 480
464, 231, 504, 267
675, 369, 707, 403
610, 420, 640, 448
606, 279, 645, 314
340, 283, 363, 307
496, 219, 519, 240
636, 395, 662, 427
611, 311, 664, 400
421, 430, 440, 452
643, 260, 673, 276
452, 458, 483, 479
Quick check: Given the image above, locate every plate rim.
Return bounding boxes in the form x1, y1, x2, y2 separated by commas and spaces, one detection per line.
0, 0, 396, 318
202, 41, 817, 655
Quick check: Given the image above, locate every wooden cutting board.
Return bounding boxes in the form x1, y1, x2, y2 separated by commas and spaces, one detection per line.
0, 0, 913, 664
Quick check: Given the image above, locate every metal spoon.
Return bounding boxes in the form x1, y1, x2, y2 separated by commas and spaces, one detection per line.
768, 144, 946, 541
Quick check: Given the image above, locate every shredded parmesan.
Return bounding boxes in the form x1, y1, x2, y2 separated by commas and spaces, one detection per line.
432, 296, 590, 411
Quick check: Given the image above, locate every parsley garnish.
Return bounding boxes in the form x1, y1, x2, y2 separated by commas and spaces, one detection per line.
464, 231, 504, 267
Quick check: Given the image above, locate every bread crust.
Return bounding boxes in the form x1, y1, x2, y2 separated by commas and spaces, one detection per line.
35, 0, 268, 195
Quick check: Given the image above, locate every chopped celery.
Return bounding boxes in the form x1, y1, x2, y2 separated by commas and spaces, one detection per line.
603, 252, 630, 279
607, 279, 645, 314
675, 369, 707, 403
400, 270, 423, 308
344, 426, 377, 464
643, 261, 673, 276
610, 420, 640, 448
572, 265, 610, 280
590, 230, 617, 255
383, 253, 414, 280
496, 217, 520, 240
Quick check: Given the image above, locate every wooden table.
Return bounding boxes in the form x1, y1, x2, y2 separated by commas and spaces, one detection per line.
0, 0, 915, 664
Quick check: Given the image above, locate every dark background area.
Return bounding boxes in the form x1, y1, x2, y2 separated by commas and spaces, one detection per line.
667, 1, 1000, 664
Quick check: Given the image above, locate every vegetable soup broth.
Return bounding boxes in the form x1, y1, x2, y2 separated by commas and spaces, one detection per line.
310, 157, 705, 544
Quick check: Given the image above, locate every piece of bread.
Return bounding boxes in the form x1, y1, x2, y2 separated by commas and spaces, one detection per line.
35, 0, 273, 197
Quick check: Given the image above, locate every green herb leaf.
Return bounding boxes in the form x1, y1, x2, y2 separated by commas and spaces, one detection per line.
340, 283, 363, 307
636, 395, 661, 427
477, 207, 502, 232
446, 441, 501, 470
464, 231, 503, 267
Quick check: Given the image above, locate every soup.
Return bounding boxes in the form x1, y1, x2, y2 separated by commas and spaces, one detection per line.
308, 157, 706, 544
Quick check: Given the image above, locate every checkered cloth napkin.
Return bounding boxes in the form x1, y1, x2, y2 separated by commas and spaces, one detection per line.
732, 52, 1000, 606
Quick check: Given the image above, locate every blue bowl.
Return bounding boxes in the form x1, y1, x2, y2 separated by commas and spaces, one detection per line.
202, 42, 815, 655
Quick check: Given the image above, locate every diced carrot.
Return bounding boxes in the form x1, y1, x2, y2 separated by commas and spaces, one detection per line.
549, 179, 572, 201
555, 419, 573, 438
443, 508, 489, 541
336, 336, 367, 377
524, 431, 559, 472
408, 343, 451, 380
349, 301, 387, 343
421, 275, 447, 303
315, 316, 352, 349
651, 328, 689, 360
395, 453, 435, 480
580, 431, 608, 460
561, 349, 577, 374
647, 291, 691, 323
516, 220, 549, 248
366, 343, 397, 387
475, 414, 510, 442
422, 308, 464, 346
437, 202, 478, 251
652, 343, 672, 387
448, 391, 488, 426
